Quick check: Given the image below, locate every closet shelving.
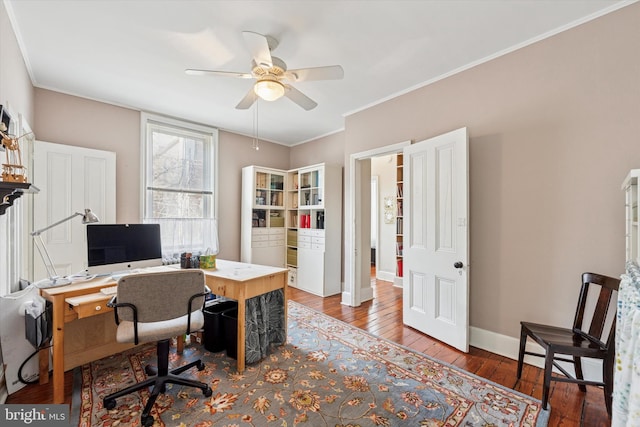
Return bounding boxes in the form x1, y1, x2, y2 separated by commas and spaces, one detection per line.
395, 153, 404, 287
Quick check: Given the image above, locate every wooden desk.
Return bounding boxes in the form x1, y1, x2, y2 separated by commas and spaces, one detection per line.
40, 260, 287, 404
198, 260, 288, 373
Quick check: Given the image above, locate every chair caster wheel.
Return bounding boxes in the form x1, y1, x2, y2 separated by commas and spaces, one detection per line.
203, 386, 212, 397
197, 361, 205, 371
103, 398, 116, 410
141, 414, 155, 426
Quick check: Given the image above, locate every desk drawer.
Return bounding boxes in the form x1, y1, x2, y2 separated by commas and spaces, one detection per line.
66, 294, 113, 319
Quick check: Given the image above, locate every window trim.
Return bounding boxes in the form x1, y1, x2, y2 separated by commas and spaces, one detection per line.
140, 112, 219, 221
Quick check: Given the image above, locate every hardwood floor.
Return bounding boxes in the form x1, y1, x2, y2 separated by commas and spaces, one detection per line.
7, 275, 610, 426
290, 277, 610, 427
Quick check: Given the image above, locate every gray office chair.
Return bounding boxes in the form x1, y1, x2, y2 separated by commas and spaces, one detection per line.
102, 269, 212, 427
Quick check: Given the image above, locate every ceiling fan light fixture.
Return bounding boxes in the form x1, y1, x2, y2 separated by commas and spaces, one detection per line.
254, 79, 285, 101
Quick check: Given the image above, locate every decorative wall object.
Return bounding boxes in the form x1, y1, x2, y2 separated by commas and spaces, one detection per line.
384, 195, 395, 223
0, 106, 31, 183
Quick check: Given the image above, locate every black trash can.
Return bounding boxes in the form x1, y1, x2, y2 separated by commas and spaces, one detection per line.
221, 308, 238, 360
203, 300, 237, 352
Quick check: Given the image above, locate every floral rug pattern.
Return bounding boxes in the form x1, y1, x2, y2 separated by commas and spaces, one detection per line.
72, 301, 548, 426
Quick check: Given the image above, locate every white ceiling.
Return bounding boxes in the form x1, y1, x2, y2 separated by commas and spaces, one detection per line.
5, 0, 632, 146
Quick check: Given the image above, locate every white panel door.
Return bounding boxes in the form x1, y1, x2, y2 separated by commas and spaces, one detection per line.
402, 128, 469, 352
32, 141, 116, 281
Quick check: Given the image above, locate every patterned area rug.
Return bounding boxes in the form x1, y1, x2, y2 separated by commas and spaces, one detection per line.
71, 301, 549, 426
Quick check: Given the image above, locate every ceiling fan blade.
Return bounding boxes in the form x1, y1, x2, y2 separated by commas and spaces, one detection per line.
235, 87, 258, 110
185, 69, 253, 79
284, 65, 344, 82
284, 85, 318, 111
242, 31, 273, 69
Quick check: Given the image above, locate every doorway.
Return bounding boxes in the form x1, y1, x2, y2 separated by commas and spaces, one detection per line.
371, 155, 401, 284
343, 140, 410, 307
345, 128, 470, 352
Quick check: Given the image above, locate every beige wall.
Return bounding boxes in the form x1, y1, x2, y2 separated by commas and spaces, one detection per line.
343, 4, 640, 337
290, 131, 345, 169
34, 89, 141, 222
0, 2, 33, 125
33, 89, 291, 261
216, 130, 290, 259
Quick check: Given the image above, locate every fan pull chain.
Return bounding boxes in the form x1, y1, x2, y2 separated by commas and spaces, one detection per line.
252, 98, 260, 151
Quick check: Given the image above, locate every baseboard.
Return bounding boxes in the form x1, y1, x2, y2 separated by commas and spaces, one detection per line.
335, 294, 602, 380
341, 285, 374, 305
341, 291, 352, 306
470, 326, 603, 382
376, 270, 395, 283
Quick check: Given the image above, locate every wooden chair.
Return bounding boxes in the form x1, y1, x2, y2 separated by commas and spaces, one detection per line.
516, 272, 620, 415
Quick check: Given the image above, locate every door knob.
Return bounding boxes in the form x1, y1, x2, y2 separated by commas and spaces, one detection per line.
454, 261, 463, 269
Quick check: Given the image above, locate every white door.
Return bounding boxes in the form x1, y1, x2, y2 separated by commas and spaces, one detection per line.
402, 127, 469, 352
32, 141, 116, 281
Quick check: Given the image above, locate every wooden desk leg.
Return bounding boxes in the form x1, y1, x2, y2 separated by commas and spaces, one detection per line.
38, 341, 49, 385
50, 295, 66, 404
237, 297, 246, 373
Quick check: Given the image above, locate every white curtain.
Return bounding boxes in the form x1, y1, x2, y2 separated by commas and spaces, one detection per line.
613, 261, 640, 426
144, 218, 219, 264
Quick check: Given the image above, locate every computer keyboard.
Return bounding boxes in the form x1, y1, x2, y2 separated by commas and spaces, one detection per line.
100, 286, 117, 295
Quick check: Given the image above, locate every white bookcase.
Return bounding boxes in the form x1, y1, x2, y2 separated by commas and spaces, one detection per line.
285, 168, 300, 286
294, 163, 342, 296
395, 153, 404, 287
623, 169, 640, 264
241, 166, 286, 267
241, 163, 342, 296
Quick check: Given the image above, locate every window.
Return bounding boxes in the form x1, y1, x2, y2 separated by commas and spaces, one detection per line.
142, 114, 218, 261
1, 112, 32, 296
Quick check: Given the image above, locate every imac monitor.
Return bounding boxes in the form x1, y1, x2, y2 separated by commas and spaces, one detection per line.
86, 223, 163, 275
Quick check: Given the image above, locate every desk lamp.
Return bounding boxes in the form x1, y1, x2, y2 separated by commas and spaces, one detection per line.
31, 208, 99, 288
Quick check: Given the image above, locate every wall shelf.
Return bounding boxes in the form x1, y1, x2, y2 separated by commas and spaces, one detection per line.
0, 182, 37, 215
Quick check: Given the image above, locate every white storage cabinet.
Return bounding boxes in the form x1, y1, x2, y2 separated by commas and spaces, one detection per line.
241, 166, 286, 267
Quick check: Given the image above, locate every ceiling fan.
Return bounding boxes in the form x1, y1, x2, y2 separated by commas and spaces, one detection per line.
185, 31, 344, 111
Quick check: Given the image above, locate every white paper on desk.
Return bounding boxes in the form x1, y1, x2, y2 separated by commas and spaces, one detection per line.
0, 286, 42, 394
